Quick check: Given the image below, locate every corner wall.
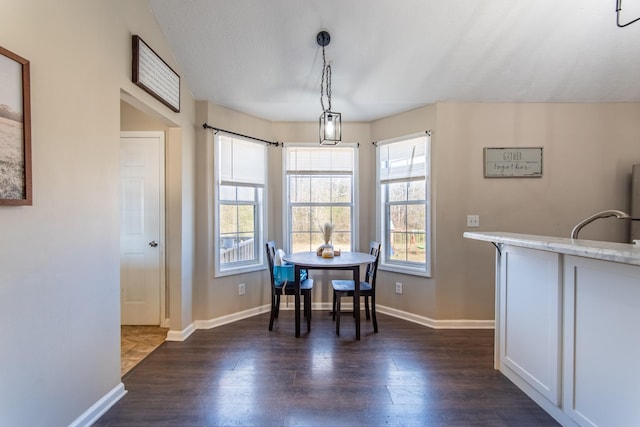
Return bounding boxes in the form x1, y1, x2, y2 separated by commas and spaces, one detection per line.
0, 1, 196, 425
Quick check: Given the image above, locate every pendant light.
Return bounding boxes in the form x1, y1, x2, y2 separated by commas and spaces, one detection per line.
317, 31, 341, 145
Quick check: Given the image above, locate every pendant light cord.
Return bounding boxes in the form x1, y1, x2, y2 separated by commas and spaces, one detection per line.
320, 45, 332, 112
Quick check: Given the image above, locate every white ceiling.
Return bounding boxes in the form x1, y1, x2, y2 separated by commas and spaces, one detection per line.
148, 0, 640, 122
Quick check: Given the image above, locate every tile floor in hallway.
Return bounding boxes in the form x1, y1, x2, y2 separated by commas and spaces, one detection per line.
121, 325, 168, 376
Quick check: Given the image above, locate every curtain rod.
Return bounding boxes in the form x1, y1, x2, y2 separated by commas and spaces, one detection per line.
202, 123, 280, 147
372, 130, 431, 146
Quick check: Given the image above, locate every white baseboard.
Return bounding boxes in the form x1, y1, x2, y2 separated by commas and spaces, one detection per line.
166, 322, 196, 341
195, 305, 271, 330
69, 382, 127, 427
313, 302, 494, 329
169, 302, 493, 336
165, 305, 272, 341
376, 304, 494, 329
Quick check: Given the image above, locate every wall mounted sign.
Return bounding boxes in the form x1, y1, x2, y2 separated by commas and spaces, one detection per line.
132, 35, 180, 112
484, 147, 543, 178
0, 45, 32, 205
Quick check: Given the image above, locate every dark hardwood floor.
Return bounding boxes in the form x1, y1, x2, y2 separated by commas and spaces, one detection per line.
95, 311, 559, 427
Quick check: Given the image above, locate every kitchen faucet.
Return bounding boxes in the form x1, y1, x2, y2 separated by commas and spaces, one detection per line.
570, 209, 631, 239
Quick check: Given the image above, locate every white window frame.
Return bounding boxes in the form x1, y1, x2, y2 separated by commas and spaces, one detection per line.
213, 132, 267, 277
376, 132, 431, 277
282, 143, 358, 254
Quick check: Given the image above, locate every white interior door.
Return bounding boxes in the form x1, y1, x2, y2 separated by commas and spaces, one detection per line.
120, 131, 165, 325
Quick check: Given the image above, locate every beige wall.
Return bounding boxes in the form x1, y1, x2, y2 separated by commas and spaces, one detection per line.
372, 102, 640, 320
194, 101, 640, 323
0, 1, 196, 425
435, 102, 640, 319
194, 102, 274, 319
121, 100, 169, 131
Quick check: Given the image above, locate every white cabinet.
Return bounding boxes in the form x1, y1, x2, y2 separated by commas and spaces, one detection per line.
563, 256, 640, 427
465, 232, 640, 427
499, 247, 640, 426
499, 246, 561, 405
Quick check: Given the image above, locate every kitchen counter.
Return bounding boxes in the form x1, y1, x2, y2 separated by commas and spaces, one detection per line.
464, 231, 640, 265
464, 231, 640, 427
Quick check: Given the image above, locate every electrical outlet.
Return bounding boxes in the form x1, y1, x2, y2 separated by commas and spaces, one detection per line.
238, 283, 246, 295
395, 282, 402, 294
467, 215, 480, 227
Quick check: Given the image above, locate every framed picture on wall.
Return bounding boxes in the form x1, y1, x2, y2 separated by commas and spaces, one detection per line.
0, 45, 31, 205
132, 35, 180, 113
484, 147, 543, 178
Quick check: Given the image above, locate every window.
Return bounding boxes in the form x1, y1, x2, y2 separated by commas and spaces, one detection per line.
214, 133, 266, 276
377, 133, 431, 276
284, 145, 356, 253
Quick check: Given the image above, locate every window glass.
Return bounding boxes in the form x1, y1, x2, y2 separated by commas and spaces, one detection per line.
310, 176, 332, 203
378, 134, 431, 276
332, 177, 352, 203
408, 180, 426, 201
215, 134, 266, 276
289, 176, 311, 203
219, 185, 236, 201
237, 186, 255, 202
285, 145, 356, 254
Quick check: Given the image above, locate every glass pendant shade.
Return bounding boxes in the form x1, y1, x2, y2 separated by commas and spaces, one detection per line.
319, 111, 342, 145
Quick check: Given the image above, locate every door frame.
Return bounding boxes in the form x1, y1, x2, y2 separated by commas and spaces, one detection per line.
120, 130, 168, 327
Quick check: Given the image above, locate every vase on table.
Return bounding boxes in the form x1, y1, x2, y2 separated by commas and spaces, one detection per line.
321, 243, 334, 258
319, 222, 335, 258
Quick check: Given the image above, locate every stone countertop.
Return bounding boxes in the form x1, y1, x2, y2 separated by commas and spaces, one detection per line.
464, 231, 640, 266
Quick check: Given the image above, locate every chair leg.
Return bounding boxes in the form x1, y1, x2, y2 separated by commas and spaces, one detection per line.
305, 292, 312, 332
364, 295, 371, 320
335, 292, 341, 335
371, 295, 378, 333
269, 294, 276, 331
274, 294, 281, 318
332, 291, 337, 320
302, 293, 307, 319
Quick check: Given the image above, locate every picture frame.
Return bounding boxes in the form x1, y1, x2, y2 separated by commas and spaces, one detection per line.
132, 35, 180, 113
484, 147, 543, 178
0, 45, 32, 205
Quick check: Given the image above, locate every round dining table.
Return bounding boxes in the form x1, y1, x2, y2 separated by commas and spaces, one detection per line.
282, 251, 376, 340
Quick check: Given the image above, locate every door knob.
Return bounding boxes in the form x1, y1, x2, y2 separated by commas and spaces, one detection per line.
149, 240, 159, 247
